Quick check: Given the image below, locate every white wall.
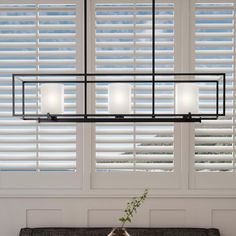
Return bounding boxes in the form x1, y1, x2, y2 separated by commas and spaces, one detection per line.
1, 195, 236, 236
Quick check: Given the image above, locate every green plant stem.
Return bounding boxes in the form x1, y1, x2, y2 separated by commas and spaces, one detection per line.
121, 198, 142, 227
119, 189, 148, 228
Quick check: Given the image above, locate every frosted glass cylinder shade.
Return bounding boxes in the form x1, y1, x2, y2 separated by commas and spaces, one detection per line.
108, 83, 131, 114
41, 83, 64, 114
175, 83, 199, 114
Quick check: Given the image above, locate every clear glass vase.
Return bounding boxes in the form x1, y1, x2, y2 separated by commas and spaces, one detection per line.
107, 228, 130, 236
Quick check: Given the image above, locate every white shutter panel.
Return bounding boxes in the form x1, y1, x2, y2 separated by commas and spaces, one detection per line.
94, 1, 175, 175
0, 3, 78, 172
37, 4, 78, 171
0, 4, 37, 171
192, 1, 236, 188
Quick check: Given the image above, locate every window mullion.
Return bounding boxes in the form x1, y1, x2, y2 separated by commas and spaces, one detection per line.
175, 0, 193, 190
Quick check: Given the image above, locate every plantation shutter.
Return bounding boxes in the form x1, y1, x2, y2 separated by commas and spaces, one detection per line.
92, 0, 179, 188
192, 1, 236, 188
0, 3, 79, 173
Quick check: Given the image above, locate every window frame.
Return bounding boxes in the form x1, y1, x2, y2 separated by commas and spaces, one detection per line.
0, 0, 235, 194
89, 0, 183, 189
0, 0, 83, 190
189, 0, 236, 190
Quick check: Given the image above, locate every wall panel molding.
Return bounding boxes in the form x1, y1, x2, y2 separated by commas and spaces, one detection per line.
150, 209, 186, 227
211, 209, 236, 236
87, 209, 123, 227
1, 197, 236, 236
26, 209, 63, 228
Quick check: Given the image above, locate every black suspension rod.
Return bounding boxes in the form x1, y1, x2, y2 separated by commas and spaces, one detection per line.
152, 0, 155, 116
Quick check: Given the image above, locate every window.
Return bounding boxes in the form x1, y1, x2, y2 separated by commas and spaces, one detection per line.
191, 1, 236, 189
0, 2, 82, 189
0, 0, 234, 192
91, 0, 181, 189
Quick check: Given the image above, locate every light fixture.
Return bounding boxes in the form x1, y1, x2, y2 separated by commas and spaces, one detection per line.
175, 83, 199, 115
108, 83, 132, 115
12, 73, 225, 123
40, 83, 64, 115
12, 0, 226, 123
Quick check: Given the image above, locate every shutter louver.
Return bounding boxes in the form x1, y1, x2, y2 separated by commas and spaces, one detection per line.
94, 1, 175, 172
194, 2, 234, 172
0, 3, 78, 172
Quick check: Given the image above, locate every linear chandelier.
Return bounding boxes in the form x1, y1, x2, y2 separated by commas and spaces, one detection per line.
12, 0, 226, 123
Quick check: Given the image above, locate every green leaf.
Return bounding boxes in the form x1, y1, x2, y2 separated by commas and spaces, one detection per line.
118, 189, 149, 227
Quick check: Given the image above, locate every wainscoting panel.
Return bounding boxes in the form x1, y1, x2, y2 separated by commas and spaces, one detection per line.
26, 209, 63, 228
150, 209, 186, 227
0, 198, 26, 236
1, 197, 236, 236
212, 209, 236, 236
88, 209, 123, 227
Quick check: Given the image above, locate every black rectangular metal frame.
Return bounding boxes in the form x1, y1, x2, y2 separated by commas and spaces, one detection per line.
12, 72, 226, 123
